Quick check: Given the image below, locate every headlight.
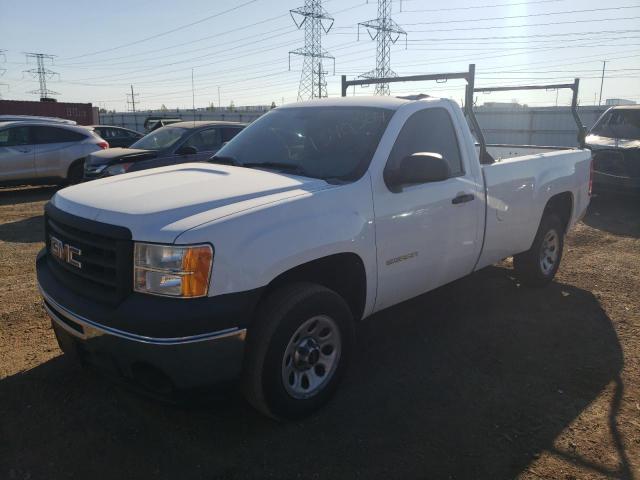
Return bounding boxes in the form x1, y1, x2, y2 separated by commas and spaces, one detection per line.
106, 162, 133, 176
133, 243, 213, 298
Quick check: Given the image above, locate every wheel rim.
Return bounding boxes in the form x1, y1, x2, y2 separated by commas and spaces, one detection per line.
539, 229, 560, 276
282, 315, 342, 399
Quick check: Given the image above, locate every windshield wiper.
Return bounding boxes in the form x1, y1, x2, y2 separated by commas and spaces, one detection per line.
242, 161, 312, 177
209, 155, 241, 166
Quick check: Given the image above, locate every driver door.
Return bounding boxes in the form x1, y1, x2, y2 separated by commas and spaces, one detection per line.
373, 107, 484, 311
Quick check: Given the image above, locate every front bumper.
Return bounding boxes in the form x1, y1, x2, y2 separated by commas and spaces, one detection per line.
593, 171, 640, 193
37, 250, 260, 392
42, 288, 246, 391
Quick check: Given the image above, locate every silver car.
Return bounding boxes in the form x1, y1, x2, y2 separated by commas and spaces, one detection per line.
0, 121, 108, 185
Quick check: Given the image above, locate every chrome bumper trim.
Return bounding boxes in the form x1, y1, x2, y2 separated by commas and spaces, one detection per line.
39, 285, 246, 346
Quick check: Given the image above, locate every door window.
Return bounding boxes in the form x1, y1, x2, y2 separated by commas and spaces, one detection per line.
184, 128, 221, 151
0, 126, 31, 147
33, 126, 87, 144
385, 108, 464, 180
222, 127, 242, 143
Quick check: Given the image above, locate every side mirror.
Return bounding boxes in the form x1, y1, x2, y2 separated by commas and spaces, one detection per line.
177, 145, 198, 155
387, 152, 451, 191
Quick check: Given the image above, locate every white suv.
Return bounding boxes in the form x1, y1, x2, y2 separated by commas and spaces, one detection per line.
0, 121, 109, 185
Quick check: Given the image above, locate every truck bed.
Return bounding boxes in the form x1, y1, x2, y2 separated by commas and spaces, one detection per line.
474, 148, 592, 270
479, 144, 576, 161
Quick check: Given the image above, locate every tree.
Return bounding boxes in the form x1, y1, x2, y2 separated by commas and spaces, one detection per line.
270, 101, 276, 109
160, 104, 168, 112
228, 100, 235, 112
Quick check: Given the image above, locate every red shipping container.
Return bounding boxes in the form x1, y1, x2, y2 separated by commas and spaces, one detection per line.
0, 100, 98, 125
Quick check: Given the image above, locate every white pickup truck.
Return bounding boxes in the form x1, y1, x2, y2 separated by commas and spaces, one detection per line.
37, 91, 592, 419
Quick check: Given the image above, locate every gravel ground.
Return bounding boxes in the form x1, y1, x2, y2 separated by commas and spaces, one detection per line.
0, 186, 638, 480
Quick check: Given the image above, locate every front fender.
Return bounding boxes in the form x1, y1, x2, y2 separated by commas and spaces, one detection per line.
175, 175, 378, 317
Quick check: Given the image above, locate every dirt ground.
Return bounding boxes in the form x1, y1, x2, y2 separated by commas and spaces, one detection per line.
0, 186, 638, 480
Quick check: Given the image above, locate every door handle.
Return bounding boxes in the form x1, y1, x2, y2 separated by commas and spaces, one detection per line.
17, 148, 31, 153
452, 193, 475, 204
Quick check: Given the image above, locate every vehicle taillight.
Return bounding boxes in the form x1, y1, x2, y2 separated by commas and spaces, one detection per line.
588, 156, 593, 196
98, 141, 109, 150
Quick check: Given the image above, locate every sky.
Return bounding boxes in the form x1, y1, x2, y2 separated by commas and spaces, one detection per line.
1, 0, 639, 111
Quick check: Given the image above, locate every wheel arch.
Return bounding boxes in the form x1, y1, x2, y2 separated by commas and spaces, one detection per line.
258, 252, 367, 322
543, 191, 574, 232
66, 157, 86, 181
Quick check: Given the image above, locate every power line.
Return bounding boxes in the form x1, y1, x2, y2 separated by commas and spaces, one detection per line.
58, 0, 364, 68
401, 4, 640, 25
399, 0, 566, 13
63, 0, 260, 60
61, 14, 291, 66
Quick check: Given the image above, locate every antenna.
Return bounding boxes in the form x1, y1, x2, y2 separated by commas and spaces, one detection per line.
358, 0, 407, 95
289, 0, 335, 101
23, 52, 59, 100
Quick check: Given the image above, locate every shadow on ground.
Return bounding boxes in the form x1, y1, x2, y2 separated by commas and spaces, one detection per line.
583, 193, 640, 238
0, 185, 58, 207
0, 267, 627, 479
0, 215, 43, 243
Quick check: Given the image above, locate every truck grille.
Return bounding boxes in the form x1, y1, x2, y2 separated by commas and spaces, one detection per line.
44, 203, 133, 304
593, 149, 640, 178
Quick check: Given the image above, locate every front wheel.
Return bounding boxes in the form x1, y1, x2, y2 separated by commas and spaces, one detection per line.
66, 159, 85, 184
513, 213, 564, 287
242, 283, 354, 420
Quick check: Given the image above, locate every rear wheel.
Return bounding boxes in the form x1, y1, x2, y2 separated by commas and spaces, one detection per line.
242, 282, 354, 420
513, 213, 564, 287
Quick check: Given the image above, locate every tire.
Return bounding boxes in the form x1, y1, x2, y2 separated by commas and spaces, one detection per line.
513, 213, 564, 287
242, 282, 354, 420
66, 159, 85, 184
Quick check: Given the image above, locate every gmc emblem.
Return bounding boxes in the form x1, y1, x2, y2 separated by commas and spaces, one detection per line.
50, 235, 82, 269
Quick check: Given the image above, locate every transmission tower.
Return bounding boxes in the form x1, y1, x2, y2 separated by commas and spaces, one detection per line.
289, 0, 335, 101
358, 0, 407, 95
24, 52, 59, 100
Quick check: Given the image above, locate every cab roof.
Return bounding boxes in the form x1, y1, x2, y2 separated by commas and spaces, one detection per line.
166, 120, 248, 129
279, 95, 440, 110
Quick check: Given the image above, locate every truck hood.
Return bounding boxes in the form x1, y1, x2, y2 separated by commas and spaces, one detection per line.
86, 148, 158, 166
53, 163, 334, 243
586, 134, 640, 150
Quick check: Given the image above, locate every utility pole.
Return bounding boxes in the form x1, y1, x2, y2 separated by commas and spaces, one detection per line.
23, 52, 59, 100
127, 85, 140, 131
191, 68, 196, 125
358, 0, 407, 95
598, 60, 606, 106
289, 0, 335, 100
0, 50, 6, 99
217, 86, 221, 110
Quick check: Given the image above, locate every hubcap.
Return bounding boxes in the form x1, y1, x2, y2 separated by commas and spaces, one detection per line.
282, 315, 341, 399
539, 229, 559, 275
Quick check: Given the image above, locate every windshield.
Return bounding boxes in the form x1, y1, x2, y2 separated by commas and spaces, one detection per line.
130, 127, 186, 150
213, 106, 394, 181
590, 109, 640, 140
